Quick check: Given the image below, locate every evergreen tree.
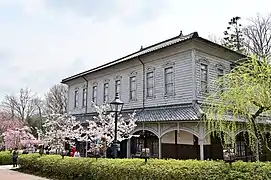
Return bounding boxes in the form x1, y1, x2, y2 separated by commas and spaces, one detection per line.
223, 16, 245, 52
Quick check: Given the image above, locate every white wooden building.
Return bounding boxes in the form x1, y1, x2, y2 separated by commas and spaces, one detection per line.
61, 31, 251, 160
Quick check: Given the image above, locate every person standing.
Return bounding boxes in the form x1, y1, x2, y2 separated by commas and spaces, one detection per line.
73, 150, 80, 158
12, 148, 19, 167
70, 146, 76, 157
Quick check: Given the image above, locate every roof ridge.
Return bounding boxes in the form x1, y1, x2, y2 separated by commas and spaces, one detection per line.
138, 31, 198, 52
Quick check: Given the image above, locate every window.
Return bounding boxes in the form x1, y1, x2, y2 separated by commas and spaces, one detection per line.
115, 80, 121, 96
165, 67, 173, 95
236, 141, 246, 156
217, 68, 224, 78
200, 64, 208, 93
130, 76, 136, 100
146, 72, 154, 98
74, 89, 79, 108
136, 139, 144, 153
82, 88, 87, 107
103, 83, 109, 102
151, 139, 159, 157
92, 86, 97, 104
217, 68, 224, 92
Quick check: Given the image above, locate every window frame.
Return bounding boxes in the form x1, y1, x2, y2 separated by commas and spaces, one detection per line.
164, 66, 174, 96
200, 63, 208, 93
115, 80, 121, 97
217, 68, 224, 77
217, 68, 224, 92
74, 89, 79, 108
92, 86, 97, 104
82, 87, 87, 107
146, 71, 154, 98
129, 76, 137, 100
103, 83, 109, 103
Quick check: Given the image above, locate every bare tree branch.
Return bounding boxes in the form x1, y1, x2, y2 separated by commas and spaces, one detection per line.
1, 88, 38, 123
243, 14, 271, 58
45, 84, 68, 115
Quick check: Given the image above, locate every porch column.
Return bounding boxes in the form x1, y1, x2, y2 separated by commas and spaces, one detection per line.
159, 137, 162, 159
199, 123, 204, 160
85, 141, 88, 157
199, 139, 204, 160
158, 123, 162, 159
126, 139, 131, 158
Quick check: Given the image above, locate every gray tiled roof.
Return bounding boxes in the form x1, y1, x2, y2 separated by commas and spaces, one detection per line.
75, 105, 200, 122
62, 32, 198, 83
134, 105, 199, 122
119, 32, 197, 62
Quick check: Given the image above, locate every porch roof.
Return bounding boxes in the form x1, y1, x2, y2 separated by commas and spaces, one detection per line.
132, 105, 199, 122
75, 104, 200, 122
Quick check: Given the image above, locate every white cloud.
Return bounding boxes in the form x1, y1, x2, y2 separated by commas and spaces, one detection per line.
0, 0, 270, 100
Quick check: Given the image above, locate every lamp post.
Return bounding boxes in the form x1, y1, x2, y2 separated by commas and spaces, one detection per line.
110, 93, 124, 159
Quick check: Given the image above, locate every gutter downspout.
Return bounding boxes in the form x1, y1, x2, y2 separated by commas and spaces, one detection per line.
82, 76, 88, 157
82, 76, 88, 116
137, 56, 145, 109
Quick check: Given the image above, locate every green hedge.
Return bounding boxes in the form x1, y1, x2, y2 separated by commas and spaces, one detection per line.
18, 154, 271, 180
0, 151, 13, 165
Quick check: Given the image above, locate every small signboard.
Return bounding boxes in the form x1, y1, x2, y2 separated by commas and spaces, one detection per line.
141, 148, 150, 157
223, 148, 235, 162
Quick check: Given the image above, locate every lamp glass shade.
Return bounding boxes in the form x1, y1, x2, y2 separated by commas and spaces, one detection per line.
110, 93, 124, 112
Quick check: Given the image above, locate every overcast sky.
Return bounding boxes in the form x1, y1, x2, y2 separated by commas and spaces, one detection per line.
0, 0, 270, 100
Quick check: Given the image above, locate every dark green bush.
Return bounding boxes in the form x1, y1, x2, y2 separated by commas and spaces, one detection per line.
0, 151, 12, 165
18, 154, 271, 180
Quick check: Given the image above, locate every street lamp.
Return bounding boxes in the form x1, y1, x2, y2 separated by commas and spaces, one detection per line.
110, 93, 124, 159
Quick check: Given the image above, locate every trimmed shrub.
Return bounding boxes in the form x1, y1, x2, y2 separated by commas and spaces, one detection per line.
19, 154, 271, 180
0, 151, 13, 165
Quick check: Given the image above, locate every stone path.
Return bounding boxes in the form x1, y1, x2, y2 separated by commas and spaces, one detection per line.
0, 165, 49, 180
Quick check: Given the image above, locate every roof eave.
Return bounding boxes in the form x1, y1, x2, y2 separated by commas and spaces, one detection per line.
195, 37, 247, 59
61, 32, 246, 84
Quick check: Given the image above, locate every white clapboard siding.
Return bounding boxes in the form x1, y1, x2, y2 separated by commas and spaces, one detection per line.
143, 50, 193, 107
66, 39, 243, 115
195, 50, 233, 102
67, 42, 194, 115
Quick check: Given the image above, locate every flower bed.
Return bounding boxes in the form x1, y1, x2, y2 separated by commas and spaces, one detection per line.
18, 154, 271, 180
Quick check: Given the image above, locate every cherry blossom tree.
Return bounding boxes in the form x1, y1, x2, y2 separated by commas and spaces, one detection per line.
82, 104, 137, 156
40, 113, 83, 150
2, 126, 36, 150
0, 112, 25, 149
38, 104, 137, 156
0, 113, 24, 133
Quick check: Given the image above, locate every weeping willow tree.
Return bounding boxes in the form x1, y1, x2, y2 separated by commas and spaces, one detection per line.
204, 55, 271, 155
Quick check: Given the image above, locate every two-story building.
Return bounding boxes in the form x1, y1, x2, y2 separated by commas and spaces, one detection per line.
61, 31, 249, 160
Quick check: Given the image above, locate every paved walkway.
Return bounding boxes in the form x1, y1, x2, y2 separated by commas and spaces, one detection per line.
0, 165, 49, 180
